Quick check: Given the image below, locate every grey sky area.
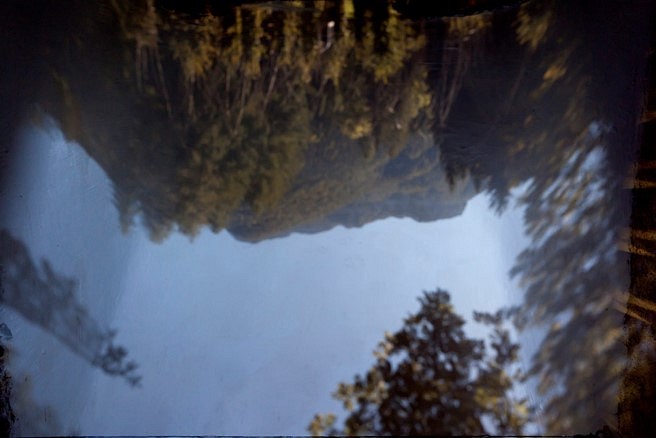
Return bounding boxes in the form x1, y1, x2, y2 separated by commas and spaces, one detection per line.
1, 123, 532, 435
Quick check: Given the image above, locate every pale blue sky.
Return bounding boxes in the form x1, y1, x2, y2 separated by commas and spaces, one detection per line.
1, 122, 531, 435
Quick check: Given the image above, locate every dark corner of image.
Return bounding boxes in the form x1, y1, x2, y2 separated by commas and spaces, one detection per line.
0, 341, 16, 436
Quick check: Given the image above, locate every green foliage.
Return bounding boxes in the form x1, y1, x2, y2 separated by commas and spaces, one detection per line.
309, 290, 530, 436
43, 0, 440, 242
17, 0, 493, 244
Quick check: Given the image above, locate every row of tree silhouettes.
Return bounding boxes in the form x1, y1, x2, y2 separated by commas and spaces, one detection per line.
18, 0, 499, 242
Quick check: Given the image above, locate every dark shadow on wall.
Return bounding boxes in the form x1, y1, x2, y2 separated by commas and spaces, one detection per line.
0, 229, 141, 387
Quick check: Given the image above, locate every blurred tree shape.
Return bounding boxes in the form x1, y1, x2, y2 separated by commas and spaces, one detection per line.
430, 0, 651, 433
309, 289, 530, 436
504, 1, 649, 433
0, 230, 141, 387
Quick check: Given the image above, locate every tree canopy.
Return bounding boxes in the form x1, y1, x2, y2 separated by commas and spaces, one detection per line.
309, 289, 530, 436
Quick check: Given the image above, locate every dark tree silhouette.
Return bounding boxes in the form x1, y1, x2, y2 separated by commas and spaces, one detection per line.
0, 230, 141, 387
309, 289, 530, 436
